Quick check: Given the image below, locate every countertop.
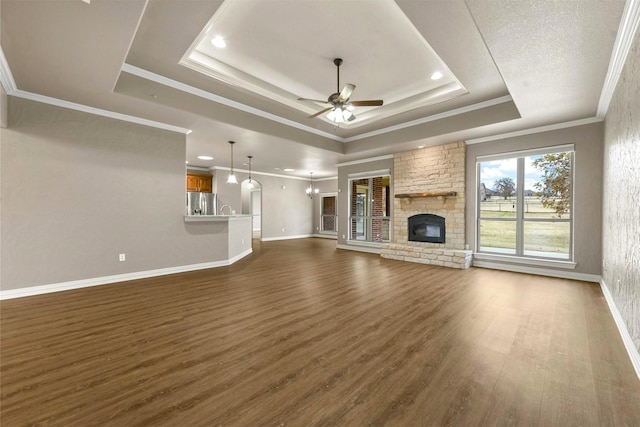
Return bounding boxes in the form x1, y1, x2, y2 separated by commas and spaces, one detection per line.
184, 215, 253, 222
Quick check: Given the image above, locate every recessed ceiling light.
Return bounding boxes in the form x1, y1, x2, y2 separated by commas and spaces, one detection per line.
430, 71, 443, 80
211, 36, 227, 49
418, 145, 425, 149
185, 160, 189, 164
283, 168, 295, 172
197, 155, 214, 160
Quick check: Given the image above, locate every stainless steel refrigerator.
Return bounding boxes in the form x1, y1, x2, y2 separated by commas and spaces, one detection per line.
186, 192, 217, 215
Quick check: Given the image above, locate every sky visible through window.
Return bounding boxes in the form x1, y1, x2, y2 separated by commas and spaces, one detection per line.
480, 156, 544, 193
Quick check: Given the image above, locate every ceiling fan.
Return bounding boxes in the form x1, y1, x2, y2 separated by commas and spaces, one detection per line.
298, 58, 383, 122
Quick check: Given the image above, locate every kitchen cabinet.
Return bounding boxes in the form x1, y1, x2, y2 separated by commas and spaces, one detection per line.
186, 173, 213, 193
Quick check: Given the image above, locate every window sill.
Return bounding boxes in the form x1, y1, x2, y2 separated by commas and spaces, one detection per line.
473, 252, 576, 269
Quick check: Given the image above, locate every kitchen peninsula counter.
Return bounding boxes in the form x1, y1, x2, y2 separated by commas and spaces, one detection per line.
183, 215, 253, 266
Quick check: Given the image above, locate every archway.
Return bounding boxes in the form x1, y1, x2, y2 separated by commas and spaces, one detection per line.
241, 179, 262, 240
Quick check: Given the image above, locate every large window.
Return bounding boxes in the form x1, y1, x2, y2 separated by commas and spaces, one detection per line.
349, 174, 390, 243
477, 145, 573, 260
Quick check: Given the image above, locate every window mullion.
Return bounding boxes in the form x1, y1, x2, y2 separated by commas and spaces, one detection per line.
516, 157, 525, 255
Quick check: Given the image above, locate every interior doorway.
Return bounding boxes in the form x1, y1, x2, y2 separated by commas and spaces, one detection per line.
241, 179, 262, 240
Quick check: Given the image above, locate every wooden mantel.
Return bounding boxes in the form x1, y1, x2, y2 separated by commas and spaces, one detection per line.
394, 191, 457, 199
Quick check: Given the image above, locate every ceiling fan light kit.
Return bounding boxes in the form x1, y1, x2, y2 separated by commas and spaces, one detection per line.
327, 107, 355, 123
298, 58, 383, 123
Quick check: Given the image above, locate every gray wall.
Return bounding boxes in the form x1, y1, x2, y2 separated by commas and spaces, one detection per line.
465, 122, 604, 276
603, 27, 640, 353
257, 173, 313, 239
0, 97, 230, 291
337, 157, 394, 246
214, 169, 313, 240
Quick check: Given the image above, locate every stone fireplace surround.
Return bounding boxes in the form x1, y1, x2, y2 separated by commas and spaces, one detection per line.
381, 141, 472, 269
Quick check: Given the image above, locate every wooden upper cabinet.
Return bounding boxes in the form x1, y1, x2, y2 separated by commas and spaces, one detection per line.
186, 173, 213, 193
199, 176, 212, 193
186, 174, 200, 192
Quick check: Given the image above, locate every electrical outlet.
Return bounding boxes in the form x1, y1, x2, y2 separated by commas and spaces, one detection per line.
242, 238, 245, 245
282, 227, 285, 232
119, 253, 126, 262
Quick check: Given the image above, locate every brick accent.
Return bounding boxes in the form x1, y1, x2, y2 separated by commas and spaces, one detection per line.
381, 141, 472, 269
321, 196, 336, 231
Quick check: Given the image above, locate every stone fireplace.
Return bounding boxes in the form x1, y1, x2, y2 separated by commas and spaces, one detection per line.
381, 141, 472, 269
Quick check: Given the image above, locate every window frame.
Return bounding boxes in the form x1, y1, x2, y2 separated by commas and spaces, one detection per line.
476, 144, 575, 261
347, 170, 391, 245
319, 192, 338, 235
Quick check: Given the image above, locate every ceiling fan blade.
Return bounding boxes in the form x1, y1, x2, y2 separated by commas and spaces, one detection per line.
350, 100, 384, 107
308, 107, 333, 119
298, 97, 330, 105
338, 83, 355, 102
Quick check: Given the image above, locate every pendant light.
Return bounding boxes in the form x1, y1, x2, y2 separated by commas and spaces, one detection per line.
246, 155, 254, 189
306, 172, 320, 198
226, 140, 238, 184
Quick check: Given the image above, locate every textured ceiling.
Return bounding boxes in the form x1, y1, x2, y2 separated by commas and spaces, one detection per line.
0, 0, 628, 177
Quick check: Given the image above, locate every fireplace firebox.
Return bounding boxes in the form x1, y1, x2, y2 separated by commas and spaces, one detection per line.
408, 214, 446, 243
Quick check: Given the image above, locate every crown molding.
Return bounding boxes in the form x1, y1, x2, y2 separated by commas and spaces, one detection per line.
465, 117, 603, 145
0, 47, 18, 93
212, 166, 337, 181
122, 63, 343, 142
343, 95, 514, 143
1, 19, 189, 136
336, 154, 394, 167
10, 89, 192, 134
597, 0, 640, 118
122, 64, 517, 146
4, 48, 517, 147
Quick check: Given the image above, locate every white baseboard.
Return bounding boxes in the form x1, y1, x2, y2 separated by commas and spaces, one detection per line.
336, 243, 381, 254
261, 234, 313, 242
472, 260, 600, 282
599, 278, 640, 380
0, 248, 253, 300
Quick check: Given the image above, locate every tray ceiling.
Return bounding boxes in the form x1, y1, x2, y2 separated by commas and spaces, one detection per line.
0, 0, 630, 176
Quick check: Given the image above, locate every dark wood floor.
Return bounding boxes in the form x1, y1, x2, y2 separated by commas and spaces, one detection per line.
1, 238, 639, 426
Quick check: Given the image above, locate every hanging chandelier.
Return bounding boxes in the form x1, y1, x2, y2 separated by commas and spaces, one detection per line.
246, 155, 254, 189
306, 172, 319, 198
226, 140, 238, 184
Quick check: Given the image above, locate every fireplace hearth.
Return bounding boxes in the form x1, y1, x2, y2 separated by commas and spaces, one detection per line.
408, 214, 445, 244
